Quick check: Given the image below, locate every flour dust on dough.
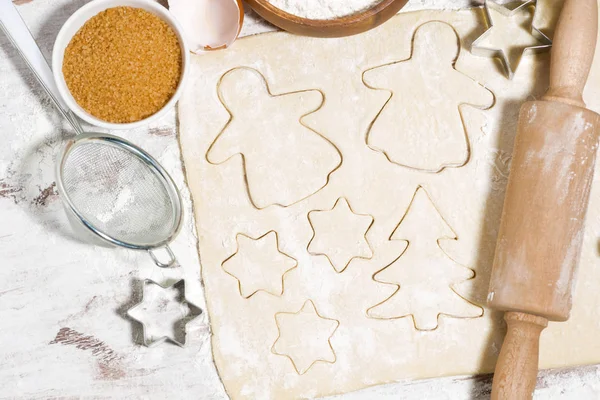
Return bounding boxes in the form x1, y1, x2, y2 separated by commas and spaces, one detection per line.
179, 4, 600, 400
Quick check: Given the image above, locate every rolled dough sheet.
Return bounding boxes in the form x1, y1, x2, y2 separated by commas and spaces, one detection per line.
178, 5, 600, 400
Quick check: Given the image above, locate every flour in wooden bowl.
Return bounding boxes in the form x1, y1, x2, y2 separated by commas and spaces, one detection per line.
267, 0, 383, 20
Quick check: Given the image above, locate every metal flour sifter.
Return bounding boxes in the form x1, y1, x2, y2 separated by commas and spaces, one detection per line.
0, 0, 183, 268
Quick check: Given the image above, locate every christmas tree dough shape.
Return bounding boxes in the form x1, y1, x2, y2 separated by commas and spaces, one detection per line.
368, 186, 483, 331
207, 67, 342, 208
363, 21, 494, 172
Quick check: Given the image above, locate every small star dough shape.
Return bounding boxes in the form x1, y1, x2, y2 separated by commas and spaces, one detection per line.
207, 67, 341, 209
222, 231, 297, 298
473, 1, 552, 75
308, 198, 374, 273
272, 300, 339, 374
363, 21, 493, 172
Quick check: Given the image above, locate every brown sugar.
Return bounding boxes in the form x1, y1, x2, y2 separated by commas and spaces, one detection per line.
62, 7, 182, 123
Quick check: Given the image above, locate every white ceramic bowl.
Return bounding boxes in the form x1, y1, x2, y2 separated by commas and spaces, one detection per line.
52, 0, 190, 130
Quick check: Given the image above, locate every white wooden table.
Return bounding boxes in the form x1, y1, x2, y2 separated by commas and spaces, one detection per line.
1, 0, 599, 398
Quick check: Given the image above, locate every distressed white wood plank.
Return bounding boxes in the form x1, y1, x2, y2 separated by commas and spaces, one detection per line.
0, 0, 598, 399
0, 1, 223, 398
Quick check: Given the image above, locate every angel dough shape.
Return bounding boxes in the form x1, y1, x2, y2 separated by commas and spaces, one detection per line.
363, 21, 494, 172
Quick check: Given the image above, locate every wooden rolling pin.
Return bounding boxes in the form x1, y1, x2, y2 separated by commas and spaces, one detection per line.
488, 0, 599, 398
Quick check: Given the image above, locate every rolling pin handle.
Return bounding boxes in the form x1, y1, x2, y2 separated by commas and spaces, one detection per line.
542, 0, 598, 107
491, 312, 548, 400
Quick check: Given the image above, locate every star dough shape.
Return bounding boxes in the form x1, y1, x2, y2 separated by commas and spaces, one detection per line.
308, 198, 374, 273
472, 0, 552, 79
222, 231, 297, 298
127, 279, 202, 347
272, 300, 340, 375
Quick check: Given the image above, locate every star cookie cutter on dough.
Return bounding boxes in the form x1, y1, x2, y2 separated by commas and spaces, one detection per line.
471, 0, 552, 79
127, 279, 202, 347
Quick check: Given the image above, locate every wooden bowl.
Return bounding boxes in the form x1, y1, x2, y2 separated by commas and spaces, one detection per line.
245, 0, 410, 38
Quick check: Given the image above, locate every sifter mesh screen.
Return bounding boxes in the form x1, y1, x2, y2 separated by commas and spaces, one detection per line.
60, 141, 177, 247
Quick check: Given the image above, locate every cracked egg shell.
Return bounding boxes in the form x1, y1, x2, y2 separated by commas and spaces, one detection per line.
168, 0, 243, 52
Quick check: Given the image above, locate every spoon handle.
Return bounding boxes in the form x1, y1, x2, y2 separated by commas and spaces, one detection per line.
0, 0, 83, 134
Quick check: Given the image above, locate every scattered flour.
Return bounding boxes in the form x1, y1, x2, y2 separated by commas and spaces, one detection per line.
265, 0, 477, 20
267, 0, 384, 20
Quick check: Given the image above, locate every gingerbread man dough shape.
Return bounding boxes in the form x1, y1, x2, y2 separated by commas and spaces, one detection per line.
207, 67, 342, 209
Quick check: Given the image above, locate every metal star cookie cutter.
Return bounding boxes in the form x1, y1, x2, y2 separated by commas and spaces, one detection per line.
471, 0, 552, 79
127, 279, 202, 347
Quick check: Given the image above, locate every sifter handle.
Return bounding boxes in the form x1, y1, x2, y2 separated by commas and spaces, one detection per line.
543, 0, 598, 107
148, 245, 179, 268
0, 0, 83, 134
491, 312, 548, 400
